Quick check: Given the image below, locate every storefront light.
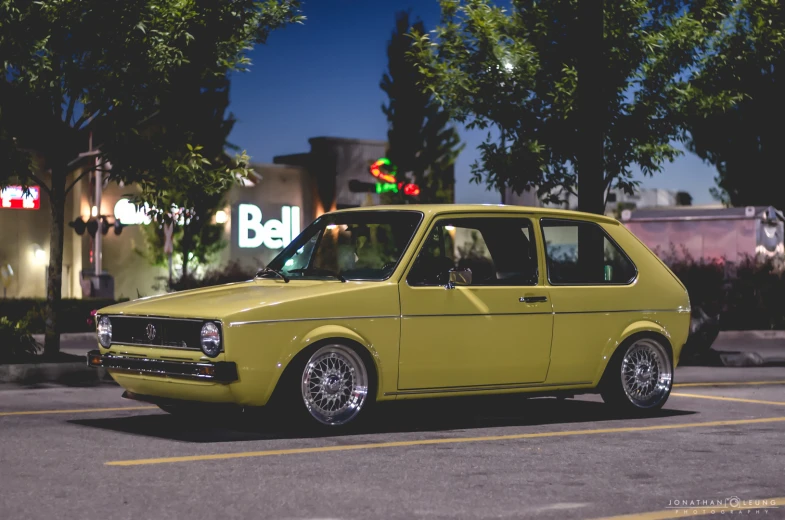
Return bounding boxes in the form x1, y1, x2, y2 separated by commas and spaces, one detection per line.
91, 205, 98, 217
32, 244, 47, 264
215, 210, 228, 224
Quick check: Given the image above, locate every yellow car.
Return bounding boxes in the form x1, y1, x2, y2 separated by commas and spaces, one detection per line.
89, 204, 690, 428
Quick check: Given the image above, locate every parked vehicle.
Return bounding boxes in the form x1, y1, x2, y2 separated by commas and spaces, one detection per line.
88, 205, 690, 428
681, 306, 721, 361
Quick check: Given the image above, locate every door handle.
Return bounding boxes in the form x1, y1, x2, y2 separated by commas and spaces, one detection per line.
519, 296, 548, 303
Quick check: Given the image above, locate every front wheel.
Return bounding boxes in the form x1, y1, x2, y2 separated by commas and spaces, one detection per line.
300, 344, 372, 427
600, 335, 673, 413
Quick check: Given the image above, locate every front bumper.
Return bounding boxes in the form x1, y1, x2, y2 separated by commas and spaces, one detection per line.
87, 350, 238, 383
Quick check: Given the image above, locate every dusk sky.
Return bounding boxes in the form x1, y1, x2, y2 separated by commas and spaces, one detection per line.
228, 0, 718, 205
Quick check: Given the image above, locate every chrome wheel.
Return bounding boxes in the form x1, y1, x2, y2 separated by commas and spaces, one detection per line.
301, 345, 369, 426
620, 338, 673, 408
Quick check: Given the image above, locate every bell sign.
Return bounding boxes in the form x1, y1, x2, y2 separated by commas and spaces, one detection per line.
238, 204, 300, 250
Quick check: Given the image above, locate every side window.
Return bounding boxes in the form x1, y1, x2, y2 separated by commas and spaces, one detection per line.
407, 218, 538, 286
541, 219, 636, 285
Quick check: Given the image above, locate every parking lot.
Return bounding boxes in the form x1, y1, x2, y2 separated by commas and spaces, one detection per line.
2, 367, 784, 520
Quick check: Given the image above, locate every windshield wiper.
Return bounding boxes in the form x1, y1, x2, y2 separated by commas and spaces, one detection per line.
255, 267, 290, 283
288, 267, 347, 282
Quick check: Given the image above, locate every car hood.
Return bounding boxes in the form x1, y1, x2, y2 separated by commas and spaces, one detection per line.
98, 279, 399, 323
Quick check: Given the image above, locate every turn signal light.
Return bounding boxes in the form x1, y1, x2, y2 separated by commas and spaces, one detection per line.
88, 354, 103, 367
198, 366, 216, 376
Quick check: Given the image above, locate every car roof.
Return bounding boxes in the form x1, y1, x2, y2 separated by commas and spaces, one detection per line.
329, 204, 620, 225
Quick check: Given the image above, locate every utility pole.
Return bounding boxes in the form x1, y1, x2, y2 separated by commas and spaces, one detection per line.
92, 131, 102, 281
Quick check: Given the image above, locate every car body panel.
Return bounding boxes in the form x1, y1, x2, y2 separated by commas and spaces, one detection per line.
95, 204, 690, 408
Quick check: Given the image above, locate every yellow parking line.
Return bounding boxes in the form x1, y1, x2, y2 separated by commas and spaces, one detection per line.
0, 406, 157, 417
106, 415, 785, 467
674, 380, 785, 388
588, 496, 784, 519
671, 392, 785, 406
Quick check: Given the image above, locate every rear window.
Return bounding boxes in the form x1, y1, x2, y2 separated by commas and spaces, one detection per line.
541, 219, 636, 285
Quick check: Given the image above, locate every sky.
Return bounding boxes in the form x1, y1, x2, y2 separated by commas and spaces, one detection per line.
228, 0, 719, 206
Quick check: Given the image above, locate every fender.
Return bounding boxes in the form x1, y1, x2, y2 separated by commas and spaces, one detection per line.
262, 324, 383, 403
592, 319, 672, 385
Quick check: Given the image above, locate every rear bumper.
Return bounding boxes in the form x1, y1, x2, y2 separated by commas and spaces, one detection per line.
87, 350, 238, 383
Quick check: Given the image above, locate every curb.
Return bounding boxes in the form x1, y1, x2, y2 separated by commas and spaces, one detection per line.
0, 360, 110, 386
719, 330, 785, 340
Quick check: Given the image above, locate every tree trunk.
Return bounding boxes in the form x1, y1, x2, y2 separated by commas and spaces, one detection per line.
576, 0, 605, 215
44, 166, 67, 358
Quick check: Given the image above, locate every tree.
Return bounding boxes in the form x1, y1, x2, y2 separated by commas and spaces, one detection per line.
410, 0, 738, 214
676, 191, 693, 207
115, 73, 241, 282
686, 1, 785, 209
381, 11, 463, 204
0, 0, 302, 356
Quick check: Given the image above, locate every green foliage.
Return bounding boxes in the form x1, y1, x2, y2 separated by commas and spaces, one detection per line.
0, 0, 301, 352
410, 0, 740, 207
686, 0, 785, 209
380, 11, 463, 204
0, 315, 40, 362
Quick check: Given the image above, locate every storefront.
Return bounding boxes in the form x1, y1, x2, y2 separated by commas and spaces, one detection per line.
0, 136, 390, 299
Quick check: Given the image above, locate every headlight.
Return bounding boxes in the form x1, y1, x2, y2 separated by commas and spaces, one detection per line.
97, 316, 112, 348
200, 322, 221, 357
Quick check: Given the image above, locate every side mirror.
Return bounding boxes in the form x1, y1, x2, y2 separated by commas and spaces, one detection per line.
446, 267, 472, 289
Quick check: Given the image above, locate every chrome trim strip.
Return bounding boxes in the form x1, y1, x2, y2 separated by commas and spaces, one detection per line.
229, 315, 399, 327
401, 309, 684, 318
230, 308, 685, 326
402, 312, 554, 318
102, 314, 205, 322
108, 342, 201, 351
386, 381, 593, 396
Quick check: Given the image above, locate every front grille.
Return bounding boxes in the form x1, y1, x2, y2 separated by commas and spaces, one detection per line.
107, 316, 219, 351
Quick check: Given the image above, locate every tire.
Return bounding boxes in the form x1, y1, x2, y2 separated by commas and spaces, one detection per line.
600, 334, 673, 414
267, 341, 376, 432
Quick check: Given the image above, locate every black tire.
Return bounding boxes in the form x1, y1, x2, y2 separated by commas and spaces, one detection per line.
269, 341, 376, 431
600, 333, 674, 414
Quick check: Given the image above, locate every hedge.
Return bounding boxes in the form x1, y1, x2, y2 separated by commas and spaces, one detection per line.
658, 245, 785, 331
0, 298, 127, 334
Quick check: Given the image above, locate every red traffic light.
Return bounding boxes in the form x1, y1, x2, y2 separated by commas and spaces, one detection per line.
402, 183, 420, 196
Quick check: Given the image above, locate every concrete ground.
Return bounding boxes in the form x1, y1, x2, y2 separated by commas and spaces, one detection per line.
1, 367, 784, 520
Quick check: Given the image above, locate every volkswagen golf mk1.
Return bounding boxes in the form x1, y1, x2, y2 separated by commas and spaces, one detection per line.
88, 205, 690, 428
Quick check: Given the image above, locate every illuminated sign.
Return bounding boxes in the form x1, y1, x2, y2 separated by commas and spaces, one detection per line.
1, 185, 40, 210
113, 198, 151, 225
238, 204, 300, 250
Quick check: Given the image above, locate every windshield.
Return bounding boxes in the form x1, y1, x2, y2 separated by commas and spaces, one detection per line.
265, 210, 423, 281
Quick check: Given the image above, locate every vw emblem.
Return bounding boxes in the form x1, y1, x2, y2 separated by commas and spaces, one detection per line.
145, 323, 156, 341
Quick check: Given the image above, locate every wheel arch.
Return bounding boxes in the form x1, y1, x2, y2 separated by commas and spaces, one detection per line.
594, 322, 674, 387
266, 325, 381, 405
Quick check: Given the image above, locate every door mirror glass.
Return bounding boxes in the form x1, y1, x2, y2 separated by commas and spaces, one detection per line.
448, 268, 472, 287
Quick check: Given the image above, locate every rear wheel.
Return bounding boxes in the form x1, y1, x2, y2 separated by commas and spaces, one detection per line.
600, 335, 673, 413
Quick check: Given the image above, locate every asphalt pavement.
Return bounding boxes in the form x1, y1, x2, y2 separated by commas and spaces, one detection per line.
1, 365, 785, 520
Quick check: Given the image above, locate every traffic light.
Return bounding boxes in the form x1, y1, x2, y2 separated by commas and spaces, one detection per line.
367, 158, 420, 197
69, 217, 87, 235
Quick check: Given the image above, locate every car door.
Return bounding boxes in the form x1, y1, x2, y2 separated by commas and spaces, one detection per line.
398, 214, 553, 391
538, 217, 639, 385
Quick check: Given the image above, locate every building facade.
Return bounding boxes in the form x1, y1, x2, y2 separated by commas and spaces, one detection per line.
0, 137, 392, 300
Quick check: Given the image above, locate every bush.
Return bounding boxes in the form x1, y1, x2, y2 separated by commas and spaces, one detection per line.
168, 261, 257, 291
0, 315, 40, 362
658, 244, 785, 330
0, 298, 127, 334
